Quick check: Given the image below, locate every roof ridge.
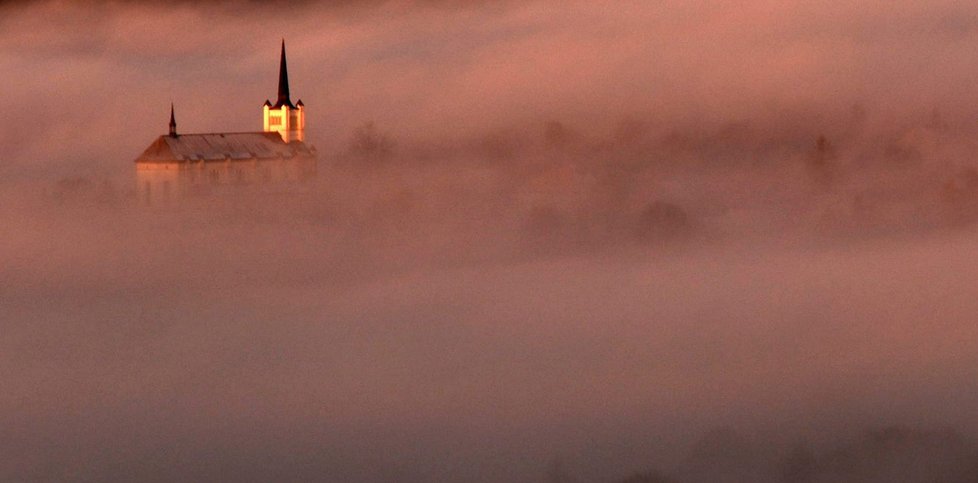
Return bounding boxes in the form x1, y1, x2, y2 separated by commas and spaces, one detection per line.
165, 131, 275, 136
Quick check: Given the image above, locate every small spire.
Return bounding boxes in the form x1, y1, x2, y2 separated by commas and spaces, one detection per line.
168, 103, 177, 137
276, 39, 292, 108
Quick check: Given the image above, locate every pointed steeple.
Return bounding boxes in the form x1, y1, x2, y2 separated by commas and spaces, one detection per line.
168, 103, 177, 137
263, 39, 305, 142
276, 39, 294, 108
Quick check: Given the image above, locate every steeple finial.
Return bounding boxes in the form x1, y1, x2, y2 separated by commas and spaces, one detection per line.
277, 39, 292, 107
168, 103, 177, 137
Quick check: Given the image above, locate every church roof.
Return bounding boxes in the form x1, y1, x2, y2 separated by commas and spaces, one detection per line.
134, 132, 315, 163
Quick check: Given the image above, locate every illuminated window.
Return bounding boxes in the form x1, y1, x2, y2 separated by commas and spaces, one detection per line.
269, 116, 282, 126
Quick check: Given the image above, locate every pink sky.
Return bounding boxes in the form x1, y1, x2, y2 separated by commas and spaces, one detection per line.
3, 0, 978, 180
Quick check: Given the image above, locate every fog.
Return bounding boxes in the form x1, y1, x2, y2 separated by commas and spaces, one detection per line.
5, 1, 978, 481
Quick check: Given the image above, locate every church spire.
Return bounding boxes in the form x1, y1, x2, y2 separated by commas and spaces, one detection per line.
276, 39, 293, 108
168, 103, 177, 137
263, 39, 304, 143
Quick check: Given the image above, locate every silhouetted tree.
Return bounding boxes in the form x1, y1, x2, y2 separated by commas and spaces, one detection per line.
779, 443, 817, 483
544, 120, 573, 149
688, 427, 754, 464
635, 201, 690, 242
545, 458, 579, 483
808, 134, 838, 187
613, 470, 678, 483
349, 120, 395, 161
479, 129, 525, 160
813, 426, 978, 483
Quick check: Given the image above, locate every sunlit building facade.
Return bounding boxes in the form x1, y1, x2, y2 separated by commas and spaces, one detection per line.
134, 41, 316, 205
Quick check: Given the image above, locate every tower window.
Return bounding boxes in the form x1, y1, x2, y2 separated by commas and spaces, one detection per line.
269, 116, 283, 126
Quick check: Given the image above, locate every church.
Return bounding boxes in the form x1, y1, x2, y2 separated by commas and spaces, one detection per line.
134, 41, 317, 205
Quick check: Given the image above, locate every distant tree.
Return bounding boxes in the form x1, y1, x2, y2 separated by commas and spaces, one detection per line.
613, 470, 678, 483
53, 176, 95, 205
544, 120, 573, 149
942, 168, 978, 225
883, 134, 922, 165
545, 458, 579, 483
814, 135, 833, 161
687, 427, 755, 469
779, 443, 817, 483
524, 205, 571, 251
94, 179, 122, 207
348, 120, 395, 161
812, 426, 978, 483
479, 129, 525, 160
634, 201, 690, 242
927, 107, 949, 132
808, 134, 838, 187
850, 103, 867, 126
614, 116, 650, 147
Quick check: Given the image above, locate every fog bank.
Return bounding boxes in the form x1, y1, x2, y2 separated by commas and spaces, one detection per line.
5, 1, 978, 481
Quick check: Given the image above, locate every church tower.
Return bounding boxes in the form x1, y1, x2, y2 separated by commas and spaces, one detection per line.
262, 40, 305, 143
